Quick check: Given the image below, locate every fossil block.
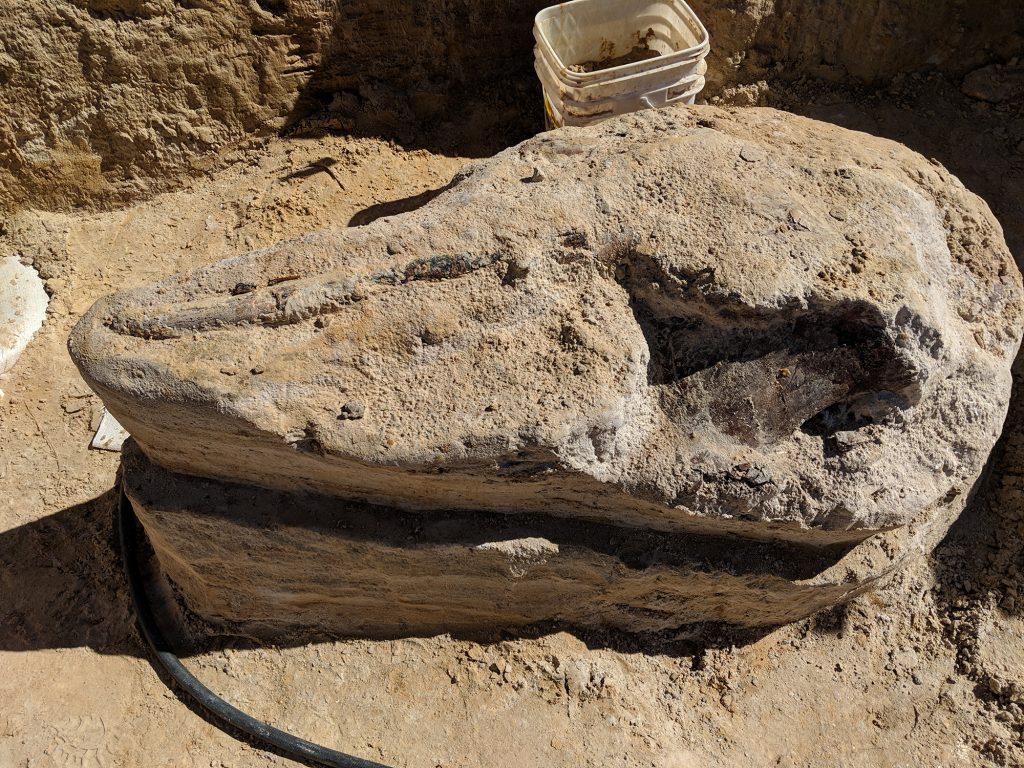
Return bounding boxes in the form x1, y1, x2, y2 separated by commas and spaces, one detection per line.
121, 441, 925, 637
73, 107, 1022, 554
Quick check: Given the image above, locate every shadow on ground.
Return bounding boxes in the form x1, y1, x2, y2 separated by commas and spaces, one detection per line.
347, 179, 457, 227
0, 488, 136, 653
0, 479, 780, 659
283, 0, 549, 158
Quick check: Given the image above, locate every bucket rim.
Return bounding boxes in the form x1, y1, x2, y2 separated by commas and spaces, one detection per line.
534, 46, 707, 99
536, 35, 709, 88
533, 0, 710, 84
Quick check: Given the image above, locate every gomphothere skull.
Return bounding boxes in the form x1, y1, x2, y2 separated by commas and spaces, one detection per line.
71, 107, 1022, 633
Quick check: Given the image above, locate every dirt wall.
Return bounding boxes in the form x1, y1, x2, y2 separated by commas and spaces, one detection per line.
693, 0, 1023, 93
0, 0, 334, 210
1, 0, 1021, 212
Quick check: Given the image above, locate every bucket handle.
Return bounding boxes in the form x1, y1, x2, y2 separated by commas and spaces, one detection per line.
645, 84, 702, 109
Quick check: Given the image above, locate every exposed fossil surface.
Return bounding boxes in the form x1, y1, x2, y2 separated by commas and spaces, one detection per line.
73, 106, 1022, 550
119, 440, 888, 637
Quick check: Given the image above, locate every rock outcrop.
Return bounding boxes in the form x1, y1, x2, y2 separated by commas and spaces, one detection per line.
73, 105, 1022, 632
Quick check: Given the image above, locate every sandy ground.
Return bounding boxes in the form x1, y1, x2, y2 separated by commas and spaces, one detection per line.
2, 74, 1023, 767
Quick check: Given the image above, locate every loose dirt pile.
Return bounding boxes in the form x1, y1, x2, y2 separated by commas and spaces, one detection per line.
567, 30, 662, 73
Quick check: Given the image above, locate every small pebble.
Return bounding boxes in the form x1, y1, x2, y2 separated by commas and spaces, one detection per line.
420, 326, 444, 345
338, 401, 365, 420
739, 145, 765, 162
523, 166, 545, 183
788, 207, 810, 230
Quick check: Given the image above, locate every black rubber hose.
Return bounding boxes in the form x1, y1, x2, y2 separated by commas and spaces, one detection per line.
117, 483, 394, 768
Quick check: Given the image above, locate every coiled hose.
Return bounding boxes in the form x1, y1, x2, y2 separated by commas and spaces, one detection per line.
118, 483, 394, 768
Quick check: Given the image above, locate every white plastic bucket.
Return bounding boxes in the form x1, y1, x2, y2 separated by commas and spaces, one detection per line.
533, 0, 710, 128
535, 0, 709, 83
536, 34, 708, 90
534, 45, 707, 106
535, 50, 705, 127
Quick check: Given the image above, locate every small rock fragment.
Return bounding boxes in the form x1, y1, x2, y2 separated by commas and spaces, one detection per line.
420, 325, 444, 345
523, 166, 545, 183
788, 207, 810, 231
733, 463, 772, 486
338, 401, 365, 420
739, 145, 765, 162
563, 662, 590, 695
961, 64, 1024, 104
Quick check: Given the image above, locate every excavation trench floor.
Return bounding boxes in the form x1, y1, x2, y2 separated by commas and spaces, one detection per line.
2, 75, 1023, 767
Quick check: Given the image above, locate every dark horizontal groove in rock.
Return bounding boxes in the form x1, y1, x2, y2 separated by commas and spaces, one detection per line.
123, 441, 854, 583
